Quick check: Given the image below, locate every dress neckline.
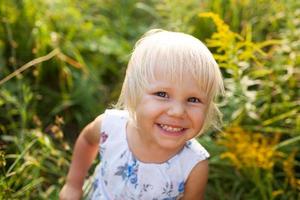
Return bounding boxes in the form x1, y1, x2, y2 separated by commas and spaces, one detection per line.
121, 117, 184, 166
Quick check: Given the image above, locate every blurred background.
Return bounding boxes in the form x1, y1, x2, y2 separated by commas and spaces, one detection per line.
0, 0, 299, 199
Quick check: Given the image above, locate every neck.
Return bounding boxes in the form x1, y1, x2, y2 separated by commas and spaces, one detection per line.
126, 121, 183, 163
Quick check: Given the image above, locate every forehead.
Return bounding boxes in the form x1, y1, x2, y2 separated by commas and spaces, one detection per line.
152, 64, 191, 83
148, 66, 207, 98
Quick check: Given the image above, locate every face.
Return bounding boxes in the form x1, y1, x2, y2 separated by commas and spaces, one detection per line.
134, 67, 208, 153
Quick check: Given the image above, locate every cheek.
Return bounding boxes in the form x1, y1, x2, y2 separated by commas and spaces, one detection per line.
190, 109, 206, 127
139, 96, 163, 112
136, 99, 157, 120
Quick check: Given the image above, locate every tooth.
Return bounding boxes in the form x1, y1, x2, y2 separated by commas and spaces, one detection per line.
160, 124, 183, 132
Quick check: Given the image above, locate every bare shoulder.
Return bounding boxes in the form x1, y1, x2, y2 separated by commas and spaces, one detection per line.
81, 114, 104, 145
182, 159, 209, 200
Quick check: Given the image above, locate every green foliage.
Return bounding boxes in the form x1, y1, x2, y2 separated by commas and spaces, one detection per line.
197, 1, 300, 199
0, 0, 299, 199
1, 128, 70, 199
0, 84, 71, 199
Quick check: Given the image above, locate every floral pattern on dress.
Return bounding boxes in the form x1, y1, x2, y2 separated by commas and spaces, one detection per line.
99, 131, 108, 157
162, 182, 174, 196
162, 197, 177, 200
178, 181, 185, 193
88, 110, 209, 200
160, 181, 184, 200
92, 177, 99, 190
114, 158, 139, 188
100, 161, 108, 185
142, 184, 153, 192
185, 140, 192, 148
100, 131, 108, 144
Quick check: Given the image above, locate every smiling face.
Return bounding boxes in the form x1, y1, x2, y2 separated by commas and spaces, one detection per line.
118, 30, 224, 155
119, 30, 224, 133
134, 67, 208, 152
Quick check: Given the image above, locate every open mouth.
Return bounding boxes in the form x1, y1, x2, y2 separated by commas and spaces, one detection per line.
158, 123, 185, 133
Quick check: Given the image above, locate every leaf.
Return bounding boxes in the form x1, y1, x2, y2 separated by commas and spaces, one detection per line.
248, 69, 273, 78
262, 109, 299, 126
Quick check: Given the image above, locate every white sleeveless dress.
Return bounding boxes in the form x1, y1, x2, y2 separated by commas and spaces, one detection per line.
88, 109, 209, 200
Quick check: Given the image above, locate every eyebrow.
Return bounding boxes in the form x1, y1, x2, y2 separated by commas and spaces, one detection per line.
149, 85, 206, 98
147, 83, 172, 90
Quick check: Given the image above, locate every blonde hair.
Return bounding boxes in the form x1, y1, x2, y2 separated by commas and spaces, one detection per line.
116, 29, 224, 133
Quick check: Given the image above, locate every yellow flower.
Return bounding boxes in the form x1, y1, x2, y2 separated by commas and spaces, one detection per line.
218, 126, 281, 170
272, 190, 283, 197
0, 151, 6, 167
220, 152, 242, 169
198, 12, 279, 78
283, 150, 300, 191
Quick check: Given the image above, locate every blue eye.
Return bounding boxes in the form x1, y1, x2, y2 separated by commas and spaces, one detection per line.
155, 91, 168, 98
188, 97, 201, 103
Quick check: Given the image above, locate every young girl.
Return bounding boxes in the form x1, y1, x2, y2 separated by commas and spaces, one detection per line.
60, 29, 224, 200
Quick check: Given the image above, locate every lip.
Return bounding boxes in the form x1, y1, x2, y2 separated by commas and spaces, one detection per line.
155, 123, 186, 137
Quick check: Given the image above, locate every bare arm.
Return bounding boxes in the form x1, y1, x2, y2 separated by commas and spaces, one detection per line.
182, 159, 209, 200
59, 115, 103, 200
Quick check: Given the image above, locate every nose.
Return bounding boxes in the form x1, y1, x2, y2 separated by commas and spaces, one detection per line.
167, 101, 186, 118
